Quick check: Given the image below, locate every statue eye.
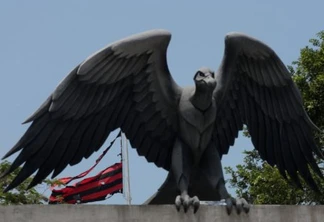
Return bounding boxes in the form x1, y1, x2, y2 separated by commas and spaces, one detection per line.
197, 71, 204, 77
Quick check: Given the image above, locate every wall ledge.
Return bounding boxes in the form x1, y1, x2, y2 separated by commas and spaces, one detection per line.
0, 204, 323, 222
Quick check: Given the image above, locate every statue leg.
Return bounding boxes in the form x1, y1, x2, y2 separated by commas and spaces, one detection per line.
200, 143, 250, 214
171, 139, 199, 213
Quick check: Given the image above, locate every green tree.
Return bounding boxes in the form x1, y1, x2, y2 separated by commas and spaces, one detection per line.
0, 160, 57, 205
225, 31, 324, 205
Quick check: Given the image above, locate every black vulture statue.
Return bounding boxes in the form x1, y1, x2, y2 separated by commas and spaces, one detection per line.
1, 30, 323, 214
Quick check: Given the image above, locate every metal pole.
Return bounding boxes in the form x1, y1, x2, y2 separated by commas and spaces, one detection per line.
121, 132, 132, 205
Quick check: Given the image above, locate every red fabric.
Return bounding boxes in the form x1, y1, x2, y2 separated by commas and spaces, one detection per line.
50, 131, 122, 190
81, 183, 123, 203
49, 163, 122, 204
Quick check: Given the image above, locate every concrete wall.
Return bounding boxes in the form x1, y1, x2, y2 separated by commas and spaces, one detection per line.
0, 205, 323, 222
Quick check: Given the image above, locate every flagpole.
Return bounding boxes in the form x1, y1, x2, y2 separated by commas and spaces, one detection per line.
121, 132, 132, 205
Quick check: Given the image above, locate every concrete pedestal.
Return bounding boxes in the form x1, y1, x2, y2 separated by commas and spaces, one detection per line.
0, 205, 323, 222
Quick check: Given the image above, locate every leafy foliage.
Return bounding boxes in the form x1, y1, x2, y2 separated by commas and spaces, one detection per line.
226, 31, 324, 204
0, 160, 58, 205
291, 31, 324, 143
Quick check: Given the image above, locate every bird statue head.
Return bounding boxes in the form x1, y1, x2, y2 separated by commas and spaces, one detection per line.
194, 67, 217, 92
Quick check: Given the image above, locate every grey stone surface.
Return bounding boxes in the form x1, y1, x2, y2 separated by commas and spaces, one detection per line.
0, 205, 323, 222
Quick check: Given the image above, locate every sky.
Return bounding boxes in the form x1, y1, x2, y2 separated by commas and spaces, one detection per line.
0, 1, 323, 205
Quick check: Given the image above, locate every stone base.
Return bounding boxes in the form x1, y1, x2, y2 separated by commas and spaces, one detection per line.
0, 205, 323, 222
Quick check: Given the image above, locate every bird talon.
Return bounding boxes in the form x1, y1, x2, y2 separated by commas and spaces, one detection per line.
175, 195, 182, 211
225, 197, 249, 215
235, 198, 244, 214
183, 204, 189, 213
191, 196, 200, 213
241, 198, 250, 214
174, 194, 200, 213
225, 198, 233, 215
182, 195, 190, 213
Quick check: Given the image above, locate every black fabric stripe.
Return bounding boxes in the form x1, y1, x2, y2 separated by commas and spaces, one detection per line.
79, 189, 123, 204
51, 166, 122, 195
50, 167, 122, 197
98, 167, 122, 180
63, 177, 123, 202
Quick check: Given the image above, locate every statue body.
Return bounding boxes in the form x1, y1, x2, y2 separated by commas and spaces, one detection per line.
178, 86, 216, 162
148, 74, 233, 211
1, 30, 322, 214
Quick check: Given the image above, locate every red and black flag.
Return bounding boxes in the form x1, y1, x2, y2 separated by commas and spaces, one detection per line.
49, 162, 122, 204
49, 131, 123, 204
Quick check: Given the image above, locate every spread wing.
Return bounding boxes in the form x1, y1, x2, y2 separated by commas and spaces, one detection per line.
1, 29, 182, 191
213, 32, 323, 189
